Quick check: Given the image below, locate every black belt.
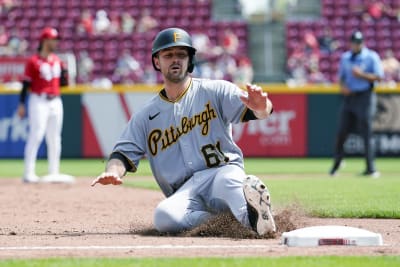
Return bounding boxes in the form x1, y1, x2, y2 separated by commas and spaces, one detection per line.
36, 93, 58, 100
348, 90, 370, 96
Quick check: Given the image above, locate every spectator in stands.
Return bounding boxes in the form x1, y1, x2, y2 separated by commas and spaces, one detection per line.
381, 49, 400, 88
113, 49, 143, 84
363, 1, 390, 21
220, 29, 239, 55
191, 30, 224, 80
233, 56, 254, 85
141, 64, 157, 84
108, 12, 121, 34
77, 51, 94, 83
94, 9, 111, 35
7, 28, 28, 56
215, 51, 238, 81
286, 46, 308, 87
303, 30, 319, 56
318, 27, 339, 54
136, 9, 158, 33
193, 60, 224, 80
0, 0, 17, 15
352, 0, 396, 21
307, 58, 329, 84
0, 25, 9, 55
121, 12, 135, 34
192, 30, 223, 67
287, 30, 322, 86
76, 9, 94, 35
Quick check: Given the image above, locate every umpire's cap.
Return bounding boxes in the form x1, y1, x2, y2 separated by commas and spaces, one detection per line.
350, 31, 363, 44
40, 27, 60, 41
151, 27, 196, 73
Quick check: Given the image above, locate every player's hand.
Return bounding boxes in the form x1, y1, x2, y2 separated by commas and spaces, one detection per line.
340, 86, 352, 96
91, 172, 123, 186
17, 104, 26, 118
240, 83, 268, 111
352, 66, 364, 78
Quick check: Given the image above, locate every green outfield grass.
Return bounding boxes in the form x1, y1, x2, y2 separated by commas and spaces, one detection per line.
0, 256, 399, 267
121, 157, 400, 218
1, 157, 398, 177
1, 157, 399, 218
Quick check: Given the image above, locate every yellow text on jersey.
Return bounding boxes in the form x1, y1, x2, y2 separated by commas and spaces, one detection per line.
147, 101, 217, 156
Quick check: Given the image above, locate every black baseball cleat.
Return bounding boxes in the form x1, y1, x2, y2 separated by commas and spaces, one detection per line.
329, 161, 345, 177
243, 175, 276, 235
362, 170, 380, 178
329, 167, 338, 177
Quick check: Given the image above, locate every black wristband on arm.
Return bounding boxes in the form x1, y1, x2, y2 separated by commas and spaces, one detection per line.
109, 151, 137, 173
60, 69, 68, 86
242, 107, 273, 122
19, 80, 31, 104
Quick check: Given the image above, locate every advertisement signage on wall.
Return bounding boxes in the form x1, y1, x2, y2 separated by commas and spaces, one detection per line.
0, 95, 46, 158
2, 89, 399, 158
82, 92, 157, 158
0, 57, 27, 83
344, 94, 400, 156
81, 93, 307, 158
233, 94, 307, 156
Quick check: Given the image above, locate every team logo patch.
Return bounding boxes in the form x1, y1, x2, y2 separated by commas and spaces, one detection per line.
173, 32, 181, 42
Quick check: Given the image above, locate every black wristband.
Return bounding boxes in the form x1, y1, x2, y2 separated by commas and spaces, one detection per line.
19, 80, 30, 104
109, 151, 137, 173
60, 69, 68, 86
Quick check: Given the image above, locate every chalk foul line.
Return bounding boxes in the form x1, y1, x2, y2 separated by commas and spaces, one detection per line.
0, 245, 272, 251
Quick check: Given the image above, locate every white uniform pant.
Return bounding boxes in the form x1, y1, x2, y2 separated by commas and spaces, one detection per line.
154, 164, 251, 233
24, 94, 63, 177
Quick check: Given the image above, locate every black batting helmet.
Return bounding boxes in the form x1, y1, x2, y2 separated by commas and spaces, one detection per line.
151, 27, 196, 73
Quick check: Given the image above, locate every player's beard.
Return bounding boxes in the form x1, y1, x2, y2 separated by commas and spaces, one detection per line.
165, 64, 188, 83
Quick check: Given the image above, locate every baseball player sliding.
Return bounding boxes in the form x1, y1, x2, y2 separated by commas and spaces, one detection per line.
17, 27, 68, 183
92, 28, 276, 235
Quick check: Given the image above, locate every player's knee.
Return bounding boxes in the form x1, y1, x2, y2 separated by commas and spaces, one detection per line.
213, 173, 243, 192
153, 202, 183, 233
29, 132, 45, 143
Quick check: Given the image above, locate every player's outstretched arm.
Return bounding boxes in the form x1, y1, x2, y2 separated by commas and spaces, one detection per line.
91, 159, 126, 186
240, 83, 273, 119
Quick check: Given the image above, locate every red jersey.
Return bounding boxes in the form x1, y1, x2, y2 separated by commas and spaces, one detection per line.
24, 53, 63, 96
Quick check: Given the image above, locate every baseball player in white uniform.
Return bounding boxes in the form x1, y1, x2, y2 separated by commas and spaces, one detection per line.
92, 28, 276, 235
17, 27, 68, 183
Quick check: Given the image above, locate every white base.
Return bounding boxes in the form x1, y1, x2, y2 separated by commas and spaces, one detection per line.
282, 225, 383, 247
41, 174, 76, 184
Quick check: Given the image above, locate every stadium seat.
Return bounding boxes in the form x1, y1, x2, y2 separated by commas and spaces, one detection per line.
5, 0, 249, 83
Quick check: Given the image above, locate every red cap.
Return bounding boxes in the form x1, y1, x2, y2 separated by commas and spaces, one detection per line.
40, 27, 59, 41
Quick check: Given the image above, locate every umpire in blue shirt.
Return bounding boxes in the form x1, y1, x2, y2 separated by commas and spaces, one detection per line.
330, 31, 383, 178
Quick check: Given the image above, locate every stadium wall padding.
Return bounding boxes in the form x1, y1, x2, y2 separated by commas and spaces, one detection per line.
1, 89, 399, 158
307, 94, 342, 157
61, 94, 82, 158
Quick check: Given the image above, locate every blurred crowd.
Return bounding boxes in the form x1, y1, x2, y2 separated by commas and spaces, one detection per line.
0, 3, 254, 86
286, 0, 400, 87
2, 0, 400, 87
74, 8, 253, 85
286, 27, 400, 87
286, 28, 334, 87
76, 8, 159, 36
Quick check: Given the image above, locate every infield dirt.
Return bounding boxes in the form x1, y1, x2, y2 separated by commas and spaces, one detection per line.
0, 178, 399, 258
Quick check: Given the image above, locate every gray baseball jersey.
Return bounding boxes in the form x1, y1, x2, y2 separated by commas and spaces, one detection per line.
112, 78, 256, 196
